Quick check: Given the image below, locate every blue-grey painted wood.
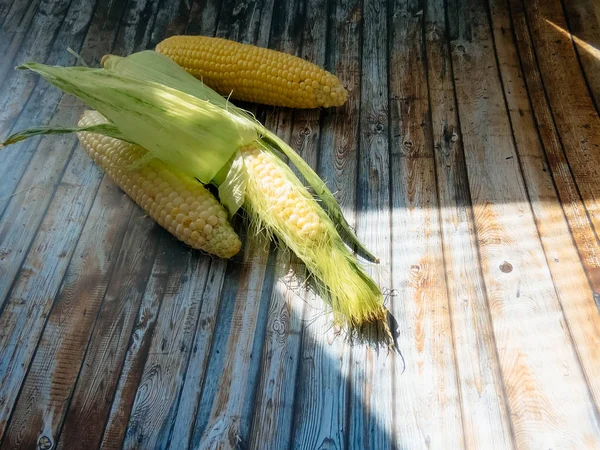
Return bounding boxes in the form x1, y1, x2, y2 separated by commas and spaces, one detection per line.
290, 0, 362, 448
0, 0, 95, 217
0, 0, 102, 306
448, 0, 600, 446
492, 0, 600, 412
249, 0, 329, 447
387, 1, 465, 448
0, 0, 128, 439
424, 0, 513, 447
1, 0, 600, 448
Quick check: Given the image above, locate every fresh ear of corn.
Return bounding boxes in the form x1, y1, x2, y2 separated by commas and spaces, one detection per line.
101, 51, 377, 263
241, 144, 385, 327
155, 35, 348, 109
78, 110, 241, 259
2, 54, 389, 335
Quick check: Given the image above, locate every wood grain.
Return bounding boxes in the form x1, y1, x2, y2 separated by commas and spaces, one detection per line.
0, 0, 42, 84
54, 211, 160, 450
521, 0, 600, 243
289, 0, 362, 447
189, 1, 278, 447
0, 146, 103, 440
449, 0, 600, 447
505, 0, 600, 297
347, 0, 394, 448
0, 0, 127, 310
386, 1, 465, 449
245, 1, 308, 447
424, 0, 514, 448
99, 235, 174, 449
0, 0, 599, 447
562, 0, 600, 109
121, 249, 210, 450
0, 0, 129, 438
249, 0, 328, 446
0, 178, 134, 449
491, 0, 600, 417
0, 0, 96, 217
0, 0, 171, 445
166, 259, 228, 449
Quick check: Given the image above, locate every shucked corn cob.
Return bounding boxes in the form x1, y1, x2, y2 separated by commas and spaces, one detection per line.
241, 145, 385, 327
241, 146, 325, 242
77, 110, 242, 259
155, 36, 348, 109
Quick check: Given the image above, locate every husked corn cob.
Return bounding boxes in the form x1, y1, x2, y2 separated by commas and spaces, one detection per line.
155, 36, 348, 109
241, 144, 386, 328
241, 145, 325, 243
77, 110, 242, 259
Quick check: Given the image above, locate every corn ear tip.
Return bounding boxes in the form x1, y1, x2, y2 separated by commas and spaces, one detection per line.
100, 54, 111, 67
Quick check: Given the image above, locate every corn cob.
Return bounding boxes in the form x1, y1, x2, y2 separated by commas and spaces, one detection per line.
155, 36, 348, 109
241, 146, 325, 242
241, 145, 386, 328
77, 110, 242, 259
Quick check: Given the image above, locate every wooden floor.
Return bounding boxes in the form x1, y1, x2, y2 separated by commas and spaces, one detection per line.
1, 0, 600, 448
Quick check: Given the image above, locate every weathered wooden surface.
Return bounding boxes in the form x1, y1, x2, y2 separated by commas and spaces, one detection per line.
1, 0, 600, 449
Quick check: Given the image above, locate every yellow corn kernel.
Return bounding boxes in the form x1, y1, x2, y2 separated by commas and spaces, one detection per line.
77, 110, 241, 259
155, 35, 348, 109
241, 145, 324, 243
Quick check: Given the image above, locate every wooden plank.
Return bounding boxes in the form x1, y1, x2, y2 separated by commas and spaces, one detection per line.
0, 179, 135, 449
53, 4, 188, 449
148, 0, 190, 46
0, 0, 169, 444
108, 4, 234, 449
0, 146, 103, 440
245, 0, 306, 446
120, 248, 210, 450
520, 0, 600, 245
182, 1, 275, 447
347, 0, 394, 448
195, 239, 272, 449
0, 0, 20, 28
289, 0, 359, 447
166, 259, 228, 449
491, 0, 600, 415
388, 0, 467, 448
0, 0, 42, 85
185, 0, 223, 36
506, 0, 600, 299
0, 0, 129, 438
424, 0, 514, 448
0, 0, 94, 216
98, 235, 173, 449
449, 0, 600, 446
188, 1, 282, 447
53, 213, 160, 450
0, 0, 127, 311
562, 0, 600, 109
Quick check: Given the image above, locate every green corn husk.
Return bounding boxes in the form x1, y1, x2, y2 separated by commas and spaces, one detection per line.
102, 51, 377, 262
2, 51, 389, 333
17, 62, 258, 184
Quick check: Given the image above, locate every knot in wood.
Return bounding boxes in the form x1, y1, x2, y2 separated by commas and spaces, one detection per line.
499, 261, 513, 273
403, 140, 414, 151
300, 127, 311, 137
38, 436, 53, 450
375, 123, 385, 133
